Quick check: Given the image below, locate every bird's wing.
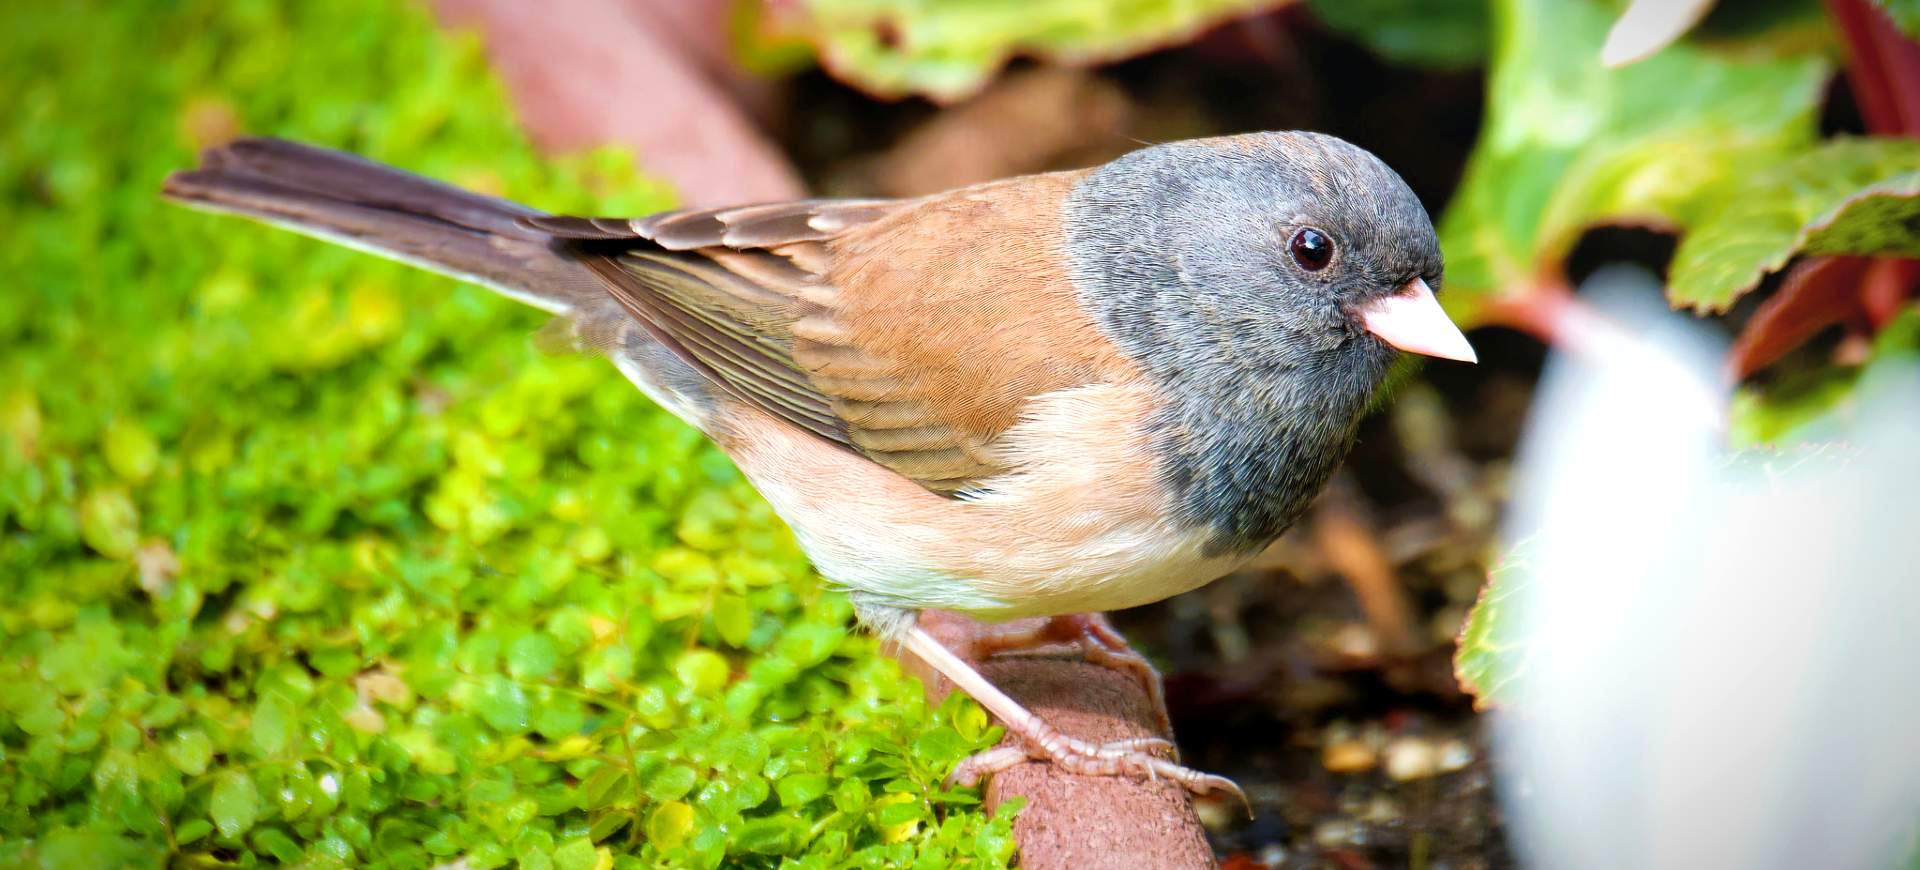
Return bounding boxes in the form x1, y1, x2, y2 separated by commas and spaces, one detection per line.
526, 169, 1136, 494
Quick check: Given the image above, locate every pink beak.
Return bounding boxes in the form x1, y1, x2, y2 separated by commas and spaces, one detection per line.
1360, 278, 1477, 363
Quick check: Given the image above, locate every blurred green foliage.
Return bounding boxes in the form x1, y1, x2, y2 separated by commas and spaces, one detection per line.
774, 0, 1491, 98
1883, 0, 1920, 36
1434, 0, 1920, 322
0, 1, 1014, 868
1451, 535, 1536, 710
1437, 0, 1833, 314
1305, 0, 1487, 69
1670, 139, 1920, 310
787, 0, 1284, 101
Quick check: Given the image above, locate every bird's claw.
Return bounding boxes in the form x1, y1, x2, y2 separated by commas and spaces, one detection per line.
947, 734, 1243, 809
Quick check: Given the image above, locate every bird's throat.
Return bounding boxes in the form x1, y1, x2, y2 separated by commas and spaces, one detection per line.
1154, 356, 1385, 557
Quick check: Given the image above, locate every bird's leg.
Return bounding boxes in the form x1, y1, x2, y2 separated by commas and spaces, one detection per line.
1064, 613, 1174, 738
952, 613, 1175, 738
901, 625, 1241, 801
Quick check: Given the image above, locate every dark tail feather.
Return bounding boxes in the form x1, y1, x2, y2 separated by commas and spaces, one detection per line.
161, 137, 601, 315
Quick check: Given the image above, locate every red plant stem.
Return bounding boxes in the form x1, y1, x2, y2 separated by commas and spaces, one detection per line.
1861, 257, 1920, 327
1825, 0, 1920, 318
1725, 255, 1875, 380
1732, 1, 1920, 382
1825, 0, 1920, 135
1482, 275, 1580, 348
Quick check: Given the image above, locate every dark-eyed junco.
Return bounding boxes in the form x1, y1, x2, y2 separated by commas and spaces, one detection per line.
162, 132, 1473, 797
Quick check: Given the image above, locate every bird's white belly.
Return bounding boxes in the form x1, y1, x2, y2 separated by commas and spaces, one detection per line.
719, 382, 1253, 625
788, 494, 1246, 621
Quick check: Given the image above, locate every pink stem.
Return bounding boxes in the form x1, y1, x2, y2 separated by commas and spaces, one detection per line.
1824, 0, 1920, 135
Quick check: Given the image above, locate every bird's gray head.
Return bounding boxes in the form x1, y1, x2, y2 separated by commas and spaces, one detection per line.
1065, 131, 1445, 377
1063, 131, 1458, 553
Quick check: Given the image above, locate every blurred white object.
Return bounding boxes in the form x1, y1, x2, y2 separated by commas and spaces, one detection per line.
1602, 0, 1718, 67
1495, 265, 1920, 870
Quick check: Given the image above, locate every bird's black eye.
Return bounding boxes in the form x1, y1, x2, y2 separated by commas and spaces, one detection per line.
1290, 228, 1334, 272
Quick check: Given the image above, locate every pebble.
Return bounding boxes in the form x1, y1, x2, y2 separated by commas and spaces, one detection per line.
1436, 737, 1474, 773
1322, 739, 1378, 774
1362, 795, 1401, 825
1329, 623, 1379, 658
1383, 736, 1440, 781
1313, 819, 1353, 849
1321, 721, 1383, 774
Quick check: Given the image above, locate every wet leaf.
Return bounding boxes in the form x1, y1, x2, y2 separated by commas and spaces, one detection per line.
78, 488, 140, 559
211, 770, 262, 838
789, 0, 1291, 102
673, 649, 730, 697
1670, 138, 1920, 310
478, 675, 531, 733
175, 818, 215, 845
643, 764, 699, 802
103, 420, 161, 484
1455, 538, 1540, 709
774, 623, 845, 670
251, 695, 295, 756
714, 730, 771, 773
1438, 0, 1827, 318
30, 827, 140, 870
508, 633, 560, 680
164, 729, 213, 775
712, 594, 753, 648
0, 390, 41, 455
777, 772, 831, 807
871, 793, 925, 842
734, 817, 796, 854
552, 835, 599, 870
646, 800, 695, 849
578, 766, 632, 812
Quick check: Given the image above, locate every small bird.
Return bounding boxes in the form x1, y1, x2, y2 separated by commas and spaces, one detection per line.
162, 132, 1474, 796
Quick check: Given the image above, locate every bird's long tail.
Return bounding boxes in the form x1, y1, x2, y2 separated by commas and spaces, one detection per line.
160, 137, 602, 316
163, 136, 722, 426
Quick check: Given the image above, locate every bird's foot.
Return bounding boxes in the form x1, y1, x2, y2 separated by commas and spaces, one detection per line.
905, 624, 1242, 804
954, 612, 1175, 738
947, 729, 1243, 802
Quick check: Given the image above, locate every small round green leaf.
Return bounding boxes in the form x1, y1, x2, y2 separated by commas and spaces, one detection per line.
776, 772, 830, 808
211, 770, 262, 839
78, 488, 139, 559
164, 729, 213, 775
646, 800, 694, 849
104, 419, 160, 484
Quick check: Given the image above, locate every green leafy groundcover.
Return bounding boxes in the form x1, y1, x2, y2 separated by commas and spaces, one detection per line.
0, 1, 1014, 868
